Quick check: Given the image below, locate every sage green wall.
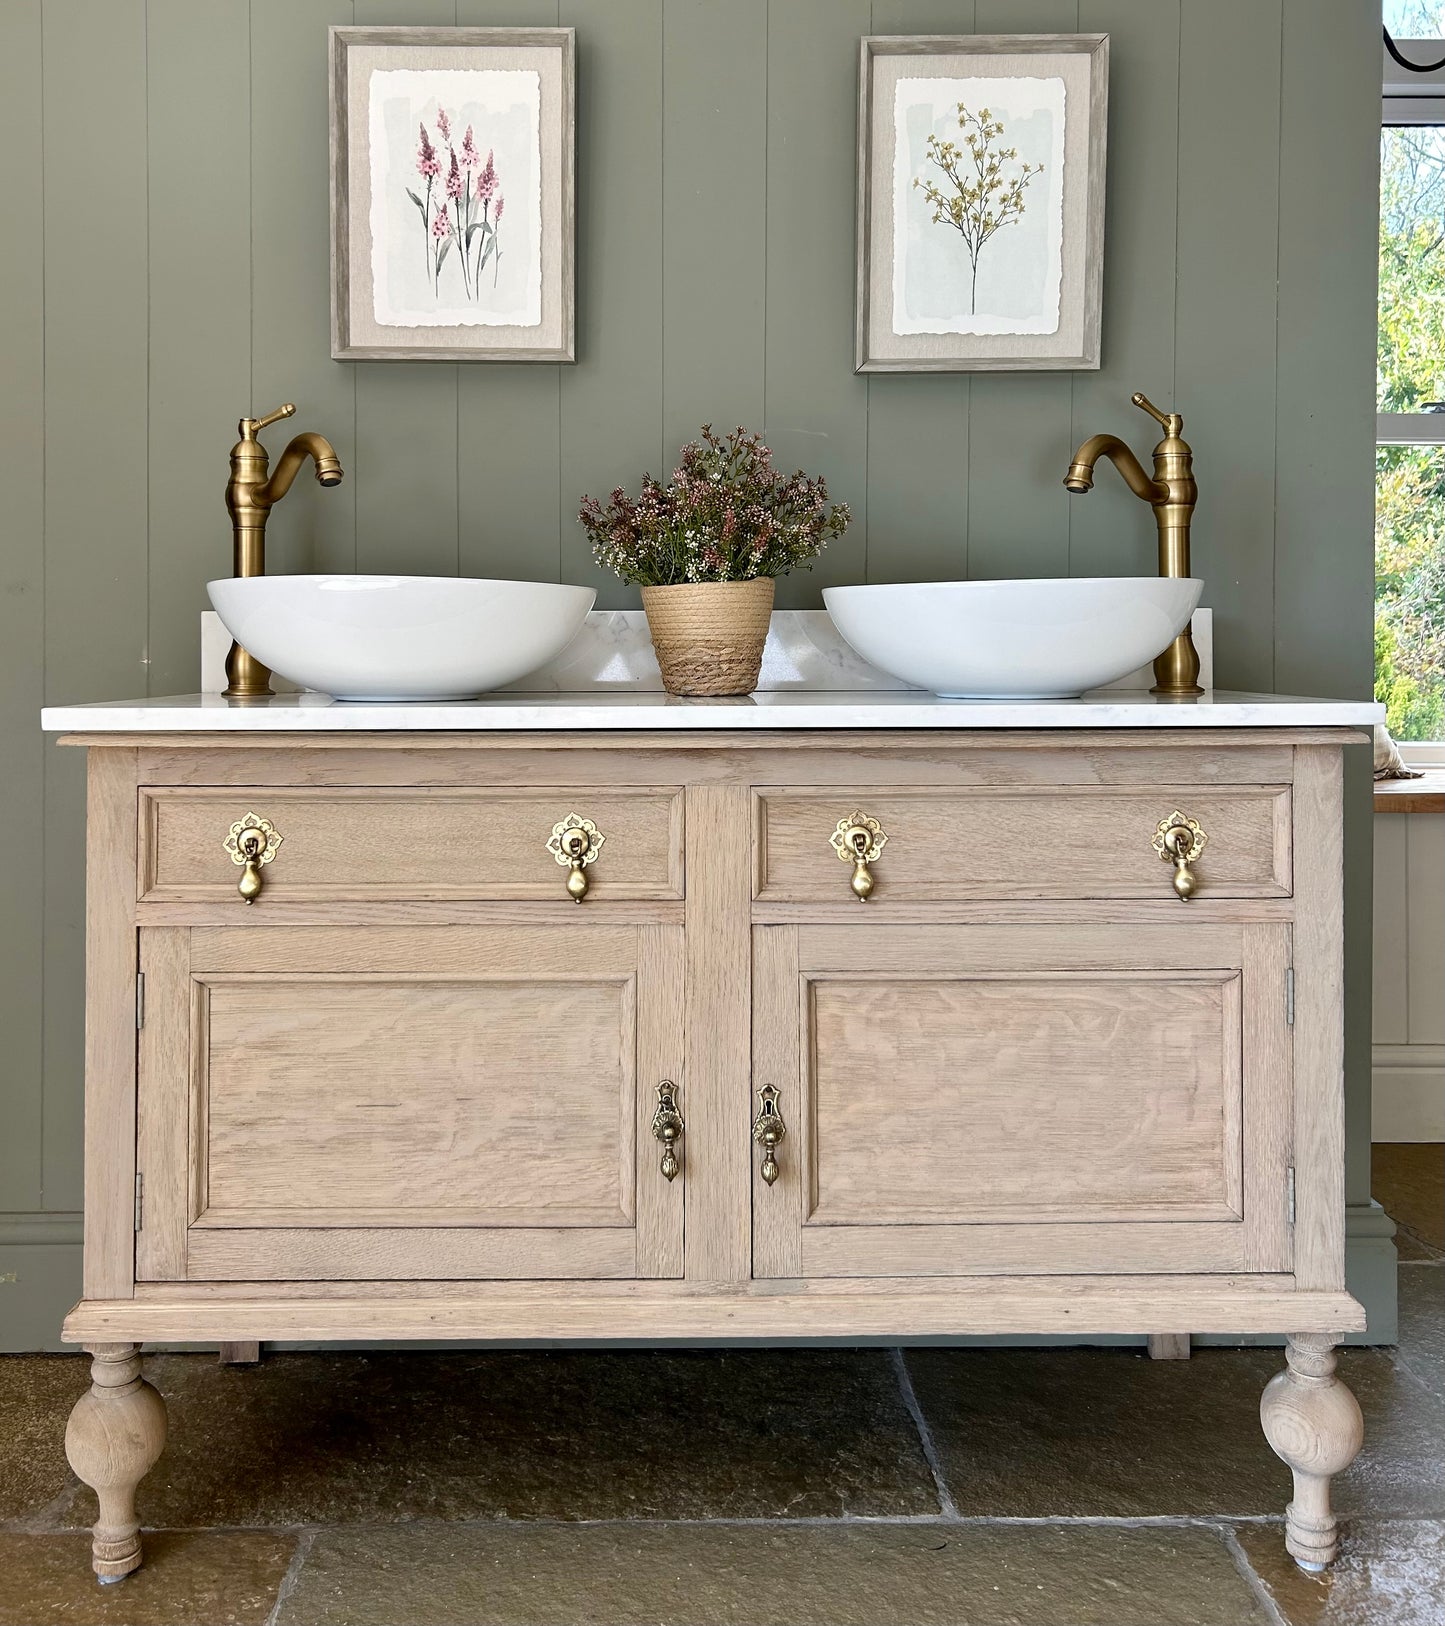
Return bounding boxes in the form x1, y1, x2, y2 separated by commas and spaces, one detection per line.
0, 0, 1383, 1350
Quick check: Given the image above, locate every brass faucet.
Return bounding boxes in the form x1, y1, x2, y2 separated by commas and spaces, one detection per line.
1063, 392, 1201, 696
223, 404, 344, 699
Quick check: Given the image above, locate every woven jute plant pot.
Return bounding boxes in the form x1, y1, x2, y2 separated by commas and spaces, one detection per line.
640, 578, 776, 696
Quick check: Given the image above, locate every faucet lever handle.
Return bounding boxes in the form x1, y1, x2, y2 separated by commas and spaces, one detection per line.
244, 403, 297, 438
1131, 392, 1181, 435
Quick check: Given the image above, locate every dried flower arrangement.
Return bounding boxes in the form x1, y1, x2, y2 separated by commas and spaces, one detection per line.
578, 426, 852, 587
577, 427, 852, 698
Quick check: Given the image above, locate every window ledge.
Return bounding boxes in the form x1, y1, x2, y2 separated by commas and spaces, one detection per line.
1374, 768, 1445, 813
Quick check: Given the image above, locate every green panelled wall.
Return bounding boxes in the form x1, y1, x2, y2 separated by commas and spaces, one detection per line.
0, 0, 1384, 1348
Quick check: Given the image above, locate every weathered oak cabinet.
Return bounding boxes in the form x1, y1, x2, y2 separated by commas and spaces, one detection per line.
53, 715, 1369, 1579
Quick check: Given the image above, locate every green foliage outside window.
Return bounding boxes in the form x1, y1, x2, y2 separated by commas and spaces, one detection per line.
1377, 122, 1445, 739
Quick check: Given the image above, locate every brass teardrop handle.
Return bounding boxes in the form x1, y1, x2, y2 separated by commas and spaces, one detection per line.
1152, 811, 1207, 902
829, 812, 887, 902
650, 1082, 684, 1182
547, 815, 606, 902
752, 1084, 787, 1186
223, 813, 282, 904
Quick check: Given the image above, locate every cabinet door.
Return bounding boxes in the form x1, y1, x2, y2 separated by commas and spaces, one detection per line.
751, 923, 1292, 1279
136, 924, 684, 1281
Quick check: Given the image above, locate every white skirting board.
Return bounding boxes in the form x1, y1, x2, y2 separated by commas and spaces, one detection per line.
1372, 1045, 1445, 1141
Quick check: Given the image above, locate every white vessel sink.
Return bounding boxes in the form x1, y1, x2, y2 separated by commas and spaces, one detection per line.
823, 577, 1203, 699
208, 575, 596, 701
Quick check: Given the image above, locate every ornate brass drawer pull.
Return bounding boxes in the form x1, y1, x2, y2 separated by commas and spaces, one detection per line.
650, 1082, 684, 1182
752, 1084, 787, 1186
830, 811, 887, 902
547, 814, 606, 902
223, 813, 282, 904
1153, 810, 1208, 902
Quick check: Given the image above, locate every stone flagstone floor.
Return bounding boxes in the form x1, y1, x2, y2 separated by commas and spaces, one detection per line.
1, 1145, 1441, 1626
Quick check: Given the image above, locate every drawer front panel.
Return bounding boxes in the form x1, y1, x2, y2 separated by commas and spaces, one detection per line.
140, 786, 684, 902
754, 785, 1291, 903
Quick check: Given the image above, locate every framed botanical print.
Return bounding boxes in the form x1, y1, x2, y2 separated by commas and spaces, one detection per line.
330, 26, 575, 362
856, 34, 1108, 373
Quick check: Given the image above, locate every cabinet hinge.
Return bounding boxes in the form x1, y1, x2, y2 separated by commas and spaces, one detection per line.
1286, 1165, 1296, 1227
133, 1171, 144, 1233
1285, 966, 1295, 1027
136, 970, 145, 1030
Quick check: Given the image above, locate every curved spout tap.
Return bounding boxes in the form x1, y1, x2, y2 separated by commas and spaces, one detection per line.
1064, 434, 1165, 503
1062, 392, 1200, 697
223, 403, 345, 700
260, 432, 345, 505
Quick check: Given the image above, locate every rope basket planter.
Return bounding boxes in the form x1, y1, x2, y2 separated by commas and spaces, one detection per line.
641, 578, 776, 696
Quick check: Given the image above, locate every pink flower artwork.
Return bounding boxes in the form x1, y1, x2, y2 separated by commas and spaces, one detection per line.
403, 111, 505, 303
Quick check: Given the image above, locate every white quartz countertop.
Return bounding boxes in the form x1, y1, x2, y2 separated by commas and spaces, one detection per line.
41, 690, 1383, 733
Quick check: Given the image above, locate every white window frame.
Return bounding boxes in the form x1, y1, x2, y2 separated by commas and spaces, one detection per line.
1379, 43, 1445, 751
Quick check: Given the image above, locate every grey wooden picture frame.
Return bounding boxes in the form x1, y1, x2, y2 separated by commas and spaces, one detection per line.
330, 25, 576, 362
856, 34, 1108, 373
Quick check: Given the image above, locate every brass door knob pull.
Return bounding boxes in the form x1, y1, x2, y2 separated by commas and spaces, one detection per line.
752, 1084, 787, 1186
830, 812, 887, 901
1153, 811, 1207, 901
650, 1082, 684, 1182
546, 815, 605, 902
223, 813, 283, 904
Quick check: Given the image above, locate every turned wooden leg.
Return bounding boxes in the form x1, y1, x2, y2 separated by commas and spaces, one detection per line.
64, 1344, 168, 1582
1260, 1333, 1364, 1571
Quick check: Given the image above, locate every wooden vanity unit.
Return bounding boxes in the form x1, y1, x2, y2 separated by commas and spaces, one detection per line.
43, 691, 1379, 1578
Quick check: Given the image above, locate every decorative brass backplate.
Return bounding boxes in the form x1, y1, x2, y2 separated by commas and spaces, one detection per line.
222, 812, 283, 905
829, 811, 887, 902
752, 1084, 787, 1186
650, 1082, 685, 1182
1152, 810, 1207, 902
547, 814, 606, 902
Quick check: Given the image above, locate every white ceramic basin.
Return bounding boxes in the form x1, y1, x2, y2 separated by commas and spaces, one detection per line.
823, 577, 1204, 699
208, 575, 596, 701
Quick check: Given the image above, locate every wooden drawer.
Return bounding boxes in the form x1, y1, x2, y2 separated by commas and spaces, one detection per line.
753, 784, 1291, 903
139, 786, 684, 903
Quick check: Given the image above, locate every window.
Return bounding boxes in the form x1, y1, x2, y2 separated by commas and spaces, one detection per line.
1379, 3, 1445, 749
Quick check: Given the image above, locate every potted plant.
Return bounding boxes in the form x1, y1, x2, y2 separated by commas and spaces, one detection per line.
579, 425, 852, 696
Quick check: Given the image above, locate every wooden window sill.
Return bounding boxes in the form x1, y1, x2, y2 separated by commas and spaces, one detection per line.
1374, 768, 1445, 813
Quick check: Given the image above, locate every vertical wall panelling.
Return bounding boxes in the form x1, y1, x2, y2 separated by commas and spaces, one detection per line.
353, 0, 461, 577
1372, 813, 1410, 1043
1407, 816, 1445, 1045
661, 0, 768, 454
1275, 0, 1379, 1208
250, 0, 358, 577
557, 0, 666, 607
766, 0, 873, 606
456, 0, 564, 585
41, 0, 151, 1212
1174, 0, 1280, 692
863, 0, 976, 587
1069, 0, 1179, 581
147, 0, 253, 696
965, 0, 1078, 582
0, 0, 46, 1214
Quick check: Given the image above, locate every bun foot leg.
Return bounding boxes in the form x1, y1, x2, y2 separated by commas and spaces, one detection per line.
65, 1343, 168, 1581
1260, 1333, 1363, 1571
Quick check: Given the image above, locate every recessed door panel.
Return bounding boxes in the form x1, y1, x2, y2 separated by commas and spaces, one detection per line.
752, 923, 1292, 1279
136, 924, 684, 1281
